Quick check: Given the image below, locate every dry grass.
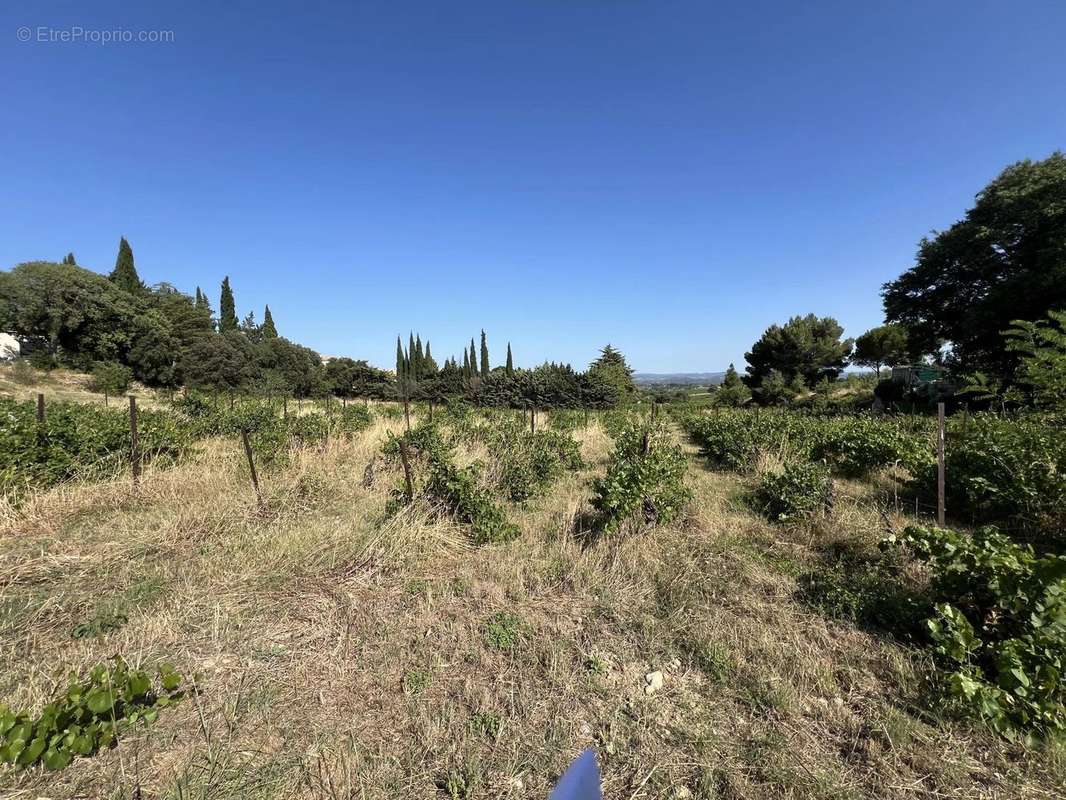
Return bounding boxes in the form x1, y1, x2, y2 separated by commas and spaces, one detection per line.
0, 408, 1063, 799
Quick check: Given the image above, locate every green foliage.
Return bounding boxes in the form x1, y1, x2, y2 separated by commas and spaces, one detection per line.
0, 657, 184, 771
744, 314, 853, 391
0, 397, 193, 498
468, 711, 501, 739
853, 324, 910, 375
425, 455, 520, 544
88, 361, 133, 396
218, 276, 238, 333
756, 461, 831, 522
909, 414, 1066, 540
1005, 309, 1066, 414
889, 525, 1066, 739
591, 420, 691, 533
108, 237, 143, 294
483, 611, 523, 651
487, 419, 583, 501
9, 359, 36, 386
588, 344, 636, 401
883, 152, 1066, 374
712, 363, 751, 407
683, 409, 931, 478
261, 305, 278, 338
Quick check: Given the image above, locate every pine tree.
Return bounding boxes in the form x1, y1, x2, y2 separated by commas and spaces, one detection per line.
262, 305, 278, 338
62, 252, 76, 265
480, 330, 490, 378
506, 342, 514, 375
109, 236, 143, 293
219, 276, 238, 332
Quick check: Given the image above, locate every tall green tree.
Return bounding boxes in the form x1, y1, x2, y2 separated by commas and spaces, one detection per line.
62, 252, 76, 265
415, 334, 424, 377
396, 336, 406, 384
743, 314, 852, 389
423, 341, 438, 374
713, 363, 751, 407
852, 324, 909, 376
588, 344, 635, 400
506, 342, 514, 375
462, 349, 470, 379
883, 152, 1066, 374
470, 337, 478, 377
480, 330, 490, 378
219, 276, 238, 332
109, 236, 143, 293
261, 305, 278, 338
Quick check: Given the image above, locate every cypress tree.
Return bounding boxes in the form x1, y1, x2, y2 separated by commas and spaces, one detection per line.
396, 337, 406, 385
506, 343, 514, 375
408, 333, 417, 380
463, 349, 470, 379
109, 236, 143, 293
470, 338, 478, 376
262, 305, 278, 338
219, 277, 238, 332
62, 252, 76, 265
480, 330, 490, 378
415, 335, 424, 378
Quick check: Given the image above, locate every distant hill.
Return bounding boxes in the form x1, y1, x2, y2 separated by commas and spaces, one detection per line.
633, 371, 725, 387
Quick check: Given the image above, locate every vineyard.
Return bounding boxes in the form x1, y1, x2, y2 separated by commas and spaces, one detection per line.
0, 375, 1063, 798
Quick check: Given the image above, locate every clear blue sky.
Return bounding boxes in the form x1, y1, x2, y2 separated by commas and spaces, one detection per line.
2, 1, 1064, 372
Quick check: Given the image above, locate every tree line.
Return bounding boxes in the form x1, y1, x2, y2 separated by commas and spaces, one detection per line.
714, 152, 1065, 408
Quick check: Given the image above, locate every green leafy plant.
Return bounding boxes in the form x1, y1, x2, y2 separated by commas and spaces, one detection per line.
0, 658, 185, 771
591, 420, 690, 533
888, 525, 1066, 739
756, 461, 831, 522
483, 611, 523, 651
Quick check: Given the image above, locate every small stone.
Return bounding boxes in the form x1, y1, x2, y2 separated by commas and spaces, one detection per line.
674, 787, 693, 799
644, 670, 664, 694
578, 722, 593, 737
667, 657, 682, 672
507, 777, 524, 791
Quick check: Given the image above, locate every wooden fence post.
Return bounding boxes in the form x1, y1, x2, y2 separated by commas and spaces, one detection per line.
241, 429, 264, 507
37, 393, 45, 424
403, 396, 411, 432
129, 396, 141, 487
937, 402, 946, 527
530, 407, 536, 434
398, 441, 414, 501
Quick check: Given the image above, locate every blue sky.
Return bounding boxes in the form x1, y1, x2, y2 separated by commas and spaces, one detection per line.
2, 1, 1064, 372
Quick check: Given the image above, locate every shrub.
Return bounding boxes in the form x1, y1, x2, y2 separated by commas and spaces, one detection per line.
9, 359, 36, 386
0, 658, 184, 771
88, 361, 133, 397
888, 525, 1066, 739
591, 421, 691, 533
334, 403, 372, 435
909, 414, 1065, 541
0, 397, 193, 497
756, 461, 831, 522
425, 456, 520, 544
487, 421, 583, 502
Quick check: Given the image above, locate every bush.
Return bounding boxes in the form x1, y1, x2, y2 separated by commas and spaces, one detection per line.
88, 361, 133, 397
425, 456, 520, 544
910, 414, 1065, 542
0, 397, 194, 498
889, 525, 1066, 739
756, 461, 831, 522
591, 421, 690, 533
9, 359, 36, 386
487, 420, 583, 502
